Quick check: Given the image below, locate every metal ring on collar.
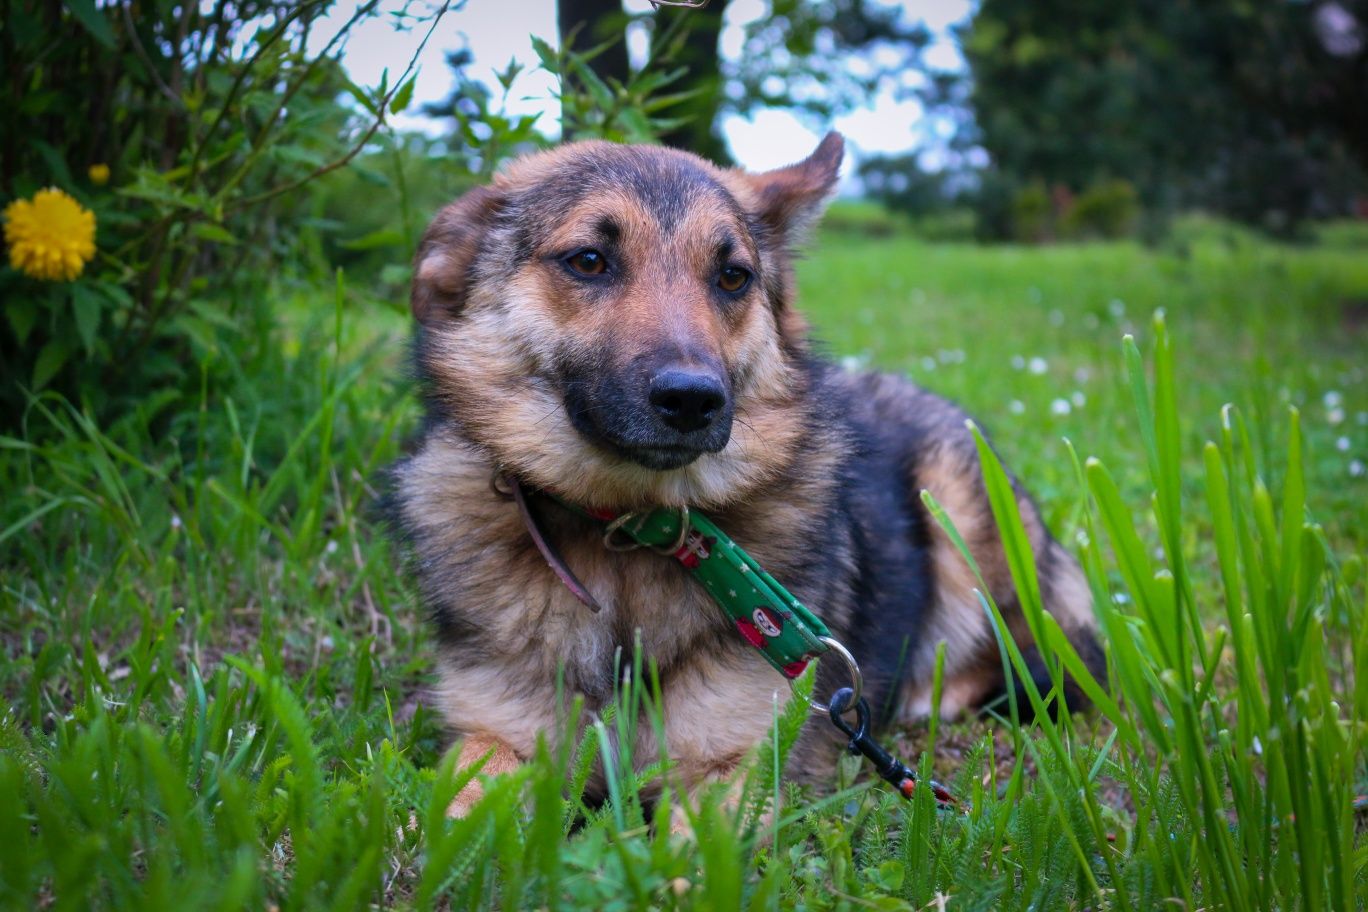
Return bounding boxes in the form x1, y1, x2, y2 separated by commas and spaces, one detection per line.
649, 506, 691, 556
796, 636, 864, 716
602, 512, 643, 551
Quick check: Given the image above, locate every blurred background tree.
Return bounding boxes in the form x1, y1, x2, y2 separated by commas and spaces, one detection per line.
551, 0, 931, 163
944, 0, 1367, 237
540, 0, 1365, 239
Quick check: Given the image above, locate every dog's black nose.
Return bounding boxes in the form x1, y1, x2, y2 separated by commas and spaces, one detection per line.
649, 370, 726, 433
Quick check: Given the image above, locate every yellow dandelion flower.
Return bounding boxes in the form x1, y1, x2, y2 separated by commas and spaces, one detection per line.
88, 163, 110, 186
3, 188, 97, 282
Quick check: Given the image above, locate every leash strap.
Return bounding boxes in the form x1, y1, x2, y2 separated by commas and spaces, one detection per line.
559, 498, 833, 678
507, 478, 603, 613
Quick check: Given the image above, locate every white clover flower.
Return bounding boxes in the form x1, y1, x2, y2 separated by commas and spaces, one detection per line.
1323, 390, 1343, 408
1336, 436, 1351, 452
1010, 354, 1025, 370
1029, 357, 1048, 375
1328, 408, 1345, 425
1073, 367, 1091, 383
1008, 399, 1026, 415
1051, 398, 1072, 416
1350, 459, 1366, 478
921, 356, 937, 371
1108, 298, 1126, 317
1071, 391, 1087, 408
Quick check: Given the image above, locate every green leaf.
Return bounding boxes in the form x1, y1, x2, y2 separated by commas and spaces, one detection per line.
5, 298, 38, 346
31, 339, 72, 390
341, 77, 378, 117
31, 140, 73, 188
169, 314, 218, 355
70, 284, 102, 355
340, 229, 404, 251
389, 76, 417, 115
191, 222, 239, 245
378, 264, 412, 289
530, 35, 561, 74
64, 0, 115, 49
495, 59, 524, 91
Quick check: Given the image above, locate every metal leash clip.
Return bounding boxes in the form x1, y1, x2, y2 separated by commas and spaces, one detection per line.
827, 687, 957, 807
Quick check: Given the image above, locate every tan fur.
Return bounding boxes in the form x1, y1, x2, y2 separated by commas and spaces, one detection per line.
394, 134, 1101, 821
446, 734, 523, 818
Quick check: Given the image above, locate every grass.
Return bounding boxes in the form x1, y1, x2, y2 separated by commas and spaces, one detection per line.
1, 220, 1365, 909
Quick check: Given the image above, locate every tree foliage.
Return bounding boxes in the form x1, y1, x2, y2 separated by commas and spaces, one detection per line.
956, 0, 1368, 233
547, 0, 930, 162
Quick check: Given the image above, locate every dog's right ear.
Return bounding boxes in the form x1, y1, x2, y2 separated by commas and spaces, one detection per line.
411, 185, 504, 325
739, 131, 844, 245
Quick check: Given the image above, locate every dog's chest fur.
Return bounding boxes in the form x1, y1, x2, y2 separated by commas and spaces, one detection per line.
395, 428, 855, 711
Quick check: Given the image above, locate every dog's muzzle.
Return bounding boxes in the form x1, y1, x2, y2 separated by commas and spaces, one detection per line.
564, 361, 734, 471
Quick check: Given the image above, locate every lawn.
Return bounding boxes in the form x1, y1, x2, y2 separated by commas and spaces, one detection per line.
2, 218, 1364, 910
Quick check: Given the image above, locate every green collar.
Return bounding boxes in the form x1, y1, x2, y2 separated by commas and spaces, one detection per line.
504, 476, 832, 679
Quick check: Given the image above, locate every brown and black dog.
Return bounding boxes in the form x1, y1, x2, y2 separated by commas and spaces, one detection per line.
389, 132, 1102, 816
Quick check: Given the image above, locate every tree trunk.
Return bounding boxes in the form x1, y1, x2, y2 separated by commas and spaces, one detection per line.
651, 0, 731, 163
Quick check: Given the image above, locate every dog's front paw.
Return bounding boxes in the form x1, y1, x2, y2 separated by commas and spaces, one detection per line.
443, 735, 522, 818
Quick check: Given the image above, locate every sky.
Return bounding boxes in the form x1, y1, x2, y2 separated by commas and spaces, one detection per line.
322, 0, 971, 177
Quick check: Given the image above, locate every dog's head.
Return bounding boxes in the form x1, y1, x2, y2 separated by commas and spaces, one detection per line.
412, 133, 843, 509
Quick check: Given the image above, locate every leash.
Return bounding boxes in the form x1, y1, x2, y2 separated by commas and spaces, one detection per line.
499, 473, 956, 807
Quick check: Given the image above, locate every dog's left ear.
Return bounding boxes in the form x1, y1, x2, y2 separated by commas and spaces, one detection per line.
740, 131, 844, 243
411, 185, 504, 326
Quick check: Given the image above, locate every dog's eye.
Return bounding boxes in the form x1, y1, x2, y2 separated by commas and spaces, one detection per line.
717, 266, 751, 293
565, 249, 607, 276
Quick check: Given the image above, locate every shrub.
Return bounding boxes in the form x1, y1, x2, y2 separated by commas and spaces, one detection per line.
0, 2, 440, 425
911, 206, 977, 242
821, 200, 908, 237
1009, 180, 1052, 243
1062, 179, 1140, 239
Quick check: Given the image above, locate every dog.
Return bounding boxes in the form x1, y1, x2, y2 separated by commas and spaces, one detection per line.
389, 132, 1103, 817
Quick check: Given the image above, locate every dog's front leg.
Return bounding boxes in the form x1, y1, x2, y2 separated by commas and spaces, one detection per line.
445, 734, 523, 818
656, 660, 789, 837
